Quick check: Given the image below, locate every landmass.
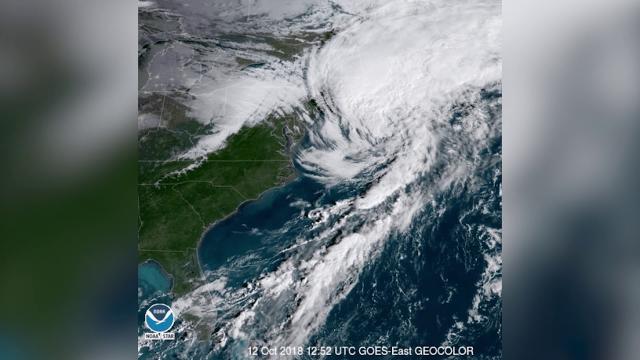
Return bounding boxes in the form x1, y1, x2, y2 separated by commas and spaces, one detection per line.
138, 108, 303, 295
137, 7, 324, 296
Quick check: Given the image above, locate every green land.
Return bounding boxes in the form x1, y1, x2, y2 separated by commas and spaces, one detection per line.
138, 109, 303, 295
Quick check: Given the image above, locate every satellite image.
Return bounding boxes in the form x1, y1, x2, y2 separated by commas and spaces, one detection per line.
138, 0, 501, 358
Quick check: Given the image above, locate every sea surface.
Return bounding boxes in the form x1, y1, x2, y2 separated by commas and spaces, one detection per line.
138, 261, 171, 297
198, 175, 326, 288
138, 0, 502, 358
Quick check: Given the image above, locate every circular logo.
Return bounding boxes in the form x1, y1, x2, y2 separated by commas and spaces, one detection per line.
145, 303, 175, 333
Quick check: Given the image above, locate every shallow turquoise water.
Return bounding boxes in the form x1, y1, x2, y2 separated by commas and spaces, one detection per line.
138, 261, 171, 297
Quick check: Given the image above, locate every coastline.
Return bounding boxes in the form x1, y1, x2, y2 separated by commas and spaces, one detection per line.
138, 258, 174, 294
139, 172, 298, 297
139, 118, 305, 297
194, 167, 300, 289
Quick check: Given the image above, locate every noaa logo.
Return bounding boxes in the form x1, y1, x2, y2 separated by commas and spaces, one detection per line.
145, 303, 175, 333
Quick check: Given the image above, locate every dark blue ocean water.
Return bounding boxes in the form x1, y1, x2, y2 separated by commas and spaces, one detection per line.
192, 139, 501, 359
138, 91, 502, 359
307, 144, 502, 359
197, 175, 356, 287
